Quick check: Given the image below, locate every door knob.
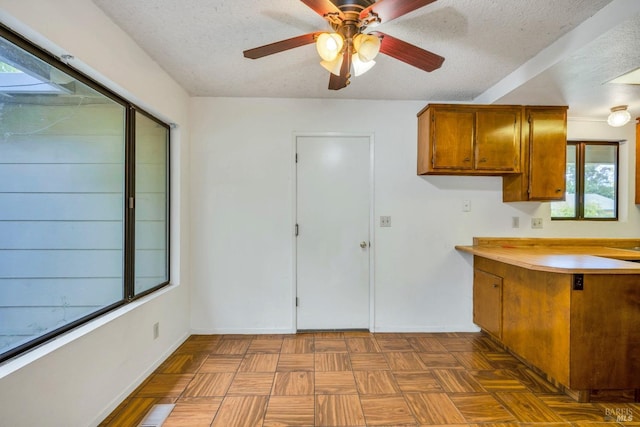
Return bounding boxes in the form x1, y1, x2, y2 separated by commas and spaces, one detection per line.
360, 241, 368, 248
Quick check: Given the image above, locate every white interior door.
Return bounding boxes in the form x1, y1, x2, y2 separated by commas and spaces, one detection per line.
296, 135, 371, 330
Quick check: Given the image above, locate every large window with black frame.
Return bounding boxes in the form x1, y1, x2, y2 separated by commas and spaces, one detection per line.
0, 25, 169, 362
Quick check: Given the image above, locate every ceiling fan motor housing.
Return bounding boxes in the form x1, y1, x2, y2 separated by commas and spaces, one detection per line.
332, 0, 376, 12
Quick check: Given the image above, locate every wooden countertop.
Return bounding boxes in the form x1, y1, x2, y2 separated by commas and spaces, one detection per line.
455, 239, 640, 274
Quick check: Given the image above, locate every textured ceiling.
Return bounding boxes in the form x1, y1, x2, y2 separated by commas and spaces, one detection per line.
92, 0, 640, 119
496, 12, 640, 119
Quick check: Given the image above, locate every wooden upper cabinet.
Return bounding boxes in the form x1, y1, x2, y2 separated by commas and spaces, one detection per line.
417, 103, 568, 202
503, 106, 568, 202
417, 104, 521, 175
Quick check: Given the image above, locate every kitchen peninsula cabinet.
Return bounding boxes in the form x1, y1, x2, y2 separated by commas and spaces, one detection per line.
502, 106, 568, 201
417, 104, 521, 175
458, 238, 640, 402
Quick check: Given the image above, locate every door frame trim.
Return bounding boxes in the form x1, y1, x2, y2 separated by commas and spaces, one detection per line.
291, 132, 376, 332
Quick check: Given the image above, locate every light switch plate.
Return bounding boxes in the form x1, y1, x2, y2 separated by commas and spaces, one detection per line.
380, 216, 391, 227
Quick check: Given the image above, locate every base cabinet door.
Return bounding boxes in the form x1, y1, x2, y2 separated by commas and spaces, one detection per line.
473, 269, 502, 339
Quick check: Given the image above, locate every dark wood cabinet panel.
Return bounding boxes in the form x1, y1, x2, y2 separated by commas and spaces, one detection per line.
570, 274, 640, 389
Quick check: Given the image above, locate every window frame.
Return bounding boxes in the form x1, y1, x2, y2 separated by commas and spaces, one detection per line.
130, 108, 171, 300
551, 140, 619, 221
0, 24, 171, 363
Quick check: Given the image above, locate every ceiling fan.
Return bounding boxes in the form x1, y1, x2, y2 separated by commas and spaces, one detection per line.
243, 0, 445, 90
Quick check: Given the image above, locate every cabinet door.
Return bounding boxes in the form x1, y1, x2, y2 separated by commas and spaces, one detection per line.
432, 109, 474, 170
475, 108, 521, 172
528, 108, 567, 200
502, 106, 567, 201
473, 269, 502, 339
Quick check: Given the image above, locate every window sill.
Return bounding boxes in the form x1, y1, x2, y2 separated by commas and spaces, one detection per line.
0, 282, 178, 380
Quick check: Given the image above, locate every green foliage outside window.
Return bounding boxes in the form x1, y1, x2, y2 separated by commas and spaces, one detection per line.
551, 142, 617, 220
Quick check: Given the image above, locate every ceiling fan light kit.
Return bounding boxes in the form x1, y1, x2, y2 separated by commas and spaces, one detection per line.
320, 54, 344, 75
243, 0, 445, 90
352, 55, 376, 76
317, 31, 379, 77
316, 32, 344, 61
353, 33, 381, 62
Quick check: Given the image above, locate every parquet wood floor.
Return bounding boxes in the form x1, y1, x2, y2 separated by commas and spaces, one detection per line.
100, 332, 640, 426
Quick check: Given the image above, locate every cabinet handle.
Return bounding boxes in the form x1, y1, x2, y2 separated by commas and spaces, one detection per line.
555, 189, 562, 193
479, 158, 487, 163
493, 284, 499, 288
463, 157, 470, 162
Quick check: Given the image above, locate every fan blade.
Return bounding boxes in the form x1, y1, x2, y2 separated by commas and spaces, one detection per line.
372, 31, 444, 72
300, 0, 344, 19
328, 50, 351, 90
243, 32, 321, 59
361, 0, 437, 23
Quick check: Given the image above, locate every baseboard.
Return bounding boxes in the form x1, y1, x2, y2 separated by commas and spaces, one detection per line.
190, 327, 296, 335
372, 324, 481, 333
90, 331, 190, 427
190, 326, 479, 334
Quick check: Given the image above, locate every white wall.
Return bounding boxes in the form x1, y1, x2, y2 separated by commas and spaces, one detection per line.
189, 97, 639, 335
0, 1, 191, 426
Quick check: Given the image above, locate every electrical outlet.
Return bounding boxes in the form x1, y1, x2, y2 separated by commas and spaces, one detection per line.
531, 218, 543, 229
462, 200, 471, 212
153, 322, 159, 339
512, 216, 520, 228
380, 216, 391, 227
